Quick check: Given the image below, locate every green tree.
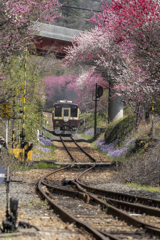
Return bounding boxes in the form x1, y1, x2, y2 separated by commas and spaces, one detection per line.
2, 55, 45, 142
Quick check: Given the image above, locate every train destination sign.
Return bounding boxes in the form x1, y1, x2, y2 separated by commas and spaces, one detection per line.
0, 166, 5, 184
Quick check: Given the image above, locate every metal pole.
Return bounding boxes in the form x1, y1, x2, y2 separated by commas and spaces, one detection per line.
16, 112, 18, 142
6, 120, 8, 147
11, 120, 14, 142
19, 119, 21, 147
18, 99, 21, 147
94, 83, 97, 140
108, 82, 111, 124
151, 94, 155, 141
6, 166, 10, 222
159, 156, 160, 187
21, 48, 27, 145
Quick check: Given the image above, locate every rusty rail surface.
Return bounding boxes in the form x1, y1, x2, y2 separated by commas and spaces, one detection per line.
38, 169, 111, 240
37, 134, 120, 239
41, 174, 160, 238
74, 180, 160, 208
37, 130, 160, 239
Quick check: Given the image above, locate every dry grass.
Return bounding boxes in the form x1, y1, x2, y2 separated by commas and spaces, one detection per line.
118, 140, 160, 186
0, 148, 20, 174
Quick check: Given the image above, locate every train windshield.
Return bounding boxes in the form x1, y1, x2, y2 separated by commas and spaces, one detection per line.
55, 107, 61, 117
71, 106, 77, 117
64, 109, 69, 116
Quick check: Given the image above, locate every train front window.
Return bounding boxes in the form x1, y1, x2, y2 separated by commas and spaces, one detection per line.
55, 107, 61, 117
71, 107, 77, 117
64, 109, 69, 116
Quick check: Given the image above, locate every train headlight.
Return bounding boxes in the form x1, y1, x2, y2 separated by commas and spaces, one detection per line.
56, 121, 59, 124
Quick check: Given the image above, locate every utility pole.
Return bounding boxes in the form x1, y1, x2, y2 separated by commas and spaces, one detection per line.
93, 84, 103, 140
6, 120, 8, 147
151, 93, 155, 141
20, 48, 27, 145
108, 81, 111, 124
94, 83, 98, 140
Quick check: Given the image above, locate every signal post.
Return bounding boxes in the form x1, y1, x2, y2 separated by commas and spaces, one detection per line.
1, 49, 33, 162
93, 84, 103, 140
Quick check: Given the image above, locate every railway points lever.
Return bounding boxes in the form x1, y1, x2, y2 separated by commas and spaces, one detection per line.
0, 166, 39, 234
1, 167, 19, 233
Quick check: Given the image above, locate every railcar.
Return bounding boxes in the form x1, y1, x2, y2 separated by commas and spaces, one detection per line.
52, 100, 80, 135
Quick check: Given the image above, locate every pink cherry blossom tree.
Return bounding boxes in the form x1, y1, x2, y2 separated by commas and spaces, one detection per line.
64, 25, 128, 121
92, 0, 160, 86
43, 74, 78, 109
98, 0, 160, 131
0, 0, 61, 105
75, 69, 108, 112
43, 71, 108, 113
64, 0, 160, 127
0, 0, 61, 65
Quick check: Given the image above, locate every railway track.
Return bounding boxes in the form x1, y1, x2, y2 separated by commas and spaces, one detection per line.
37, 131, 160, 239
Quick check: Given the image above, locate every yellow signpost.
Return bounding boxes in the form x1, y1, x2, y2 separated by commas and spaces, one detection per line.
2, 103, 11, 118
4, 50, 33, 162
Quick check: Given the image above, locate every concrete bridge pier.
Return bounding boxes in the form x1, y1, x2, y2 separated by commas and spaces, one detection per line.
108, 95, 123, 122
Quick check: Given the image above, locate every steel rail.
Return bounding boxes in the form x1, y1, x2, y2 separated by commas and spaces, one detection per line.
74, 162, 160, 209
72, 180, 160, 238
59, 137, 160, 236
37, 135, 121, 239
38, 132, 160, 238
74, 179, 160, 208
99, 196, 160, 217
70, 135, 97, 164
42, 178, 160, 238
60, 135, 75, 162
37, 169, 117, 240
46, 132, 160, 214
43, 179, 160, 219
65, 137, 160, 236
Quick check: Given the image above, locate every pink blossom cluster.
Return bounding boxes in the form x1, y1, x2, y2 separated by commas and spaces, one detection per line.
64, 0, 160, 115
43, 71, 108, 112
0, 0, 61, 64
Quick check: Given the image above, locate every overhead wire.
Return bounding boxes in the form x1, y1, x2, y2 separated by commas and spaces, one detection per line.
60, 5, 102, 13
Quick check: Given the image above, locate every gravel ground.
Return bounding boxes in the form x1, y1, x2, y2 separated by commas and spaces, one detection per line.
95, 182, 160, 199
1, 171, 160, 209
1, 166, 160, 239
1, 112, 160, 239
0, 170, 93, 240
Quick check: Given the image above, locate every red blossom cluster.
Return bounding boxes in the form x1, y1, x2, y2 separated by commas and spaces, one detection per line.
64, 0, 160, 116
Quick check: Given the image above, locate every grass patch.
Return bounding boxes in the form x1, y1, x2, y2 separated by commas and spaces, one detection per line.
32, 143, 55, 161
5, 235, 17, 238
43, 131, 53, 139
80, 111, 160, 161
80, 132, 94, 141
80, 112, 107, 129
125, 183, 160, 193
9, 161, 59, 172
29, 199, 48, 207
34, 162, 54, 169
104, 115, 136, 145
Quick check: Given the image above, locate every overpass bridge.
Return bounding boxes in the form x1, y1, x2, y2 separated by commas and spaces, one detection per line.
33, 22, 82, 58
